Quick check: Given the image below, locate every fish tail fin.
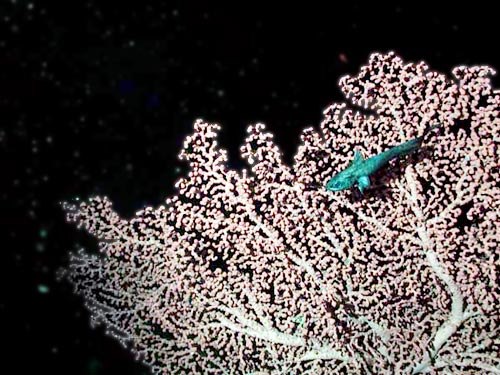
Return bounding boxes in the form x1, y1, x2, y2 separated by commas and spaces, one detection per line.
419, 122, 441, 141
386, 123, 441, 160
409, 122, 441, 149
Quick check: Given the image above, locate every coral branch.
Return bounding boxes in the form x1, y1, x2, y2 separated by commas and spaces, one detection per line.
62, 52, 499, 374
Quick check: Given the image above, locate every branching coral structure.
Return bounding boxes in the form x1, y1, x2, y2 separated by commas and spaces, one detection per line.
61, 52, 499, 374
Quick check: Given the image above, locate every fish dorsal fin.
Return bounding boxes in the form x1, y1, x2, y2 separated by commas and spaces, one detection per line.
350, 150, 364, 166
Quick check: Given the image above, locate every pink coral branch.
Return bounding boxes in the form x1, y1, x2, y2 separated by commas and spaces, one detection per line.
62, 52, 499, 374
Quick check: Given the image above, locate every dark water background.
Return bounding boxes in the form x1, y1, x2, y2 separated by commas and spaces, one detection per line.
1, 1, 498, 374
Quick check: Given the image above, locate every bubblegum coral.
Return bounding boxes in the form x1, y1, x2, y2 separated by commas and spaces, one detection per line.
61, 52, 499, 374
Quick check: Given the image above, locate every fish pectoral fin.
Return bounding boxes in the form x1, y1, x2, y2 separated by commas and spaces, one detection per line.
357, 175, 371, 193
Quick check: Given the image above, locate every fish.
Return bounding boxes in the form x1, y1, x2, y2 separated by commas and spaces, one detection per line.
326, 124, 440, 194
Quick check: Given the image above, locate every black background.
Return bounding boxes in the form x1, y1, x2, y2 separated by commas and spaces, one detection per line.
1, 1, 498, 374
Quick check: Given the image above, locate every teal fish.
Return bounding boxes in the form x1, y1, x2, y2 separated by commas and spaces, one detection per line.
326, 125, 439, 194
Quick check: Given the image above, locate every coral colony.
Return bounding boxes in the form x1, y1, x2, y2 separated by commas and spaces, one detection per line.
61, 53, 499, 374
